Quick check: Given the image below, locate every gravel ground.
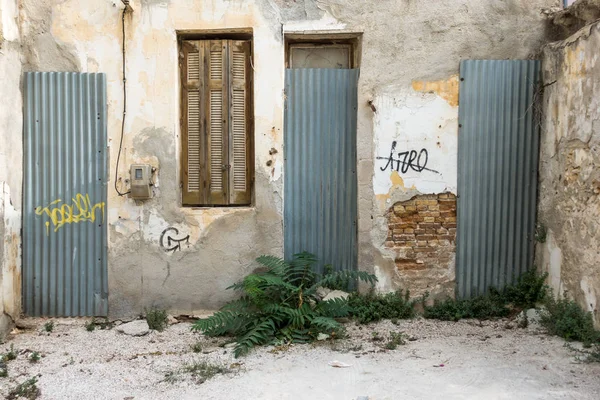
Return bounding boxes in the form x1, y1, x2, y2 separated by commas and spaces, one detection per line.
1, 317, 599, 400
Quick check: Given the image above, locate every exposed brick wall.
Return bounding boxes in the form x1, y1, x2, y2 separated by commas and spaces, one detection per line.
385, 193, 457, 298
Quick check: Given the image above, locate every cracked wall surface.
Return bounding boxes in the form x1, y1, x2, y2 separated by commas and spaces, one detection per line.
538, 20, 600, 327
1, 0, 559, 318
0, 0, 22, 337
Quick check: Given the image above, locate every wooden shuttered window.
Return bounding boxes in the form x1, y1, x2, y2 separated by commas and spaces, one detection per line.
180, 39, 252, 206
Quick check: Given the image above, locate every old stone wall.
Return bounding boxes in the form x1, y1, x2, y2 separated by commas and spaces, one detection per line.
0, 0, 559, 319
538, 20, 600, 327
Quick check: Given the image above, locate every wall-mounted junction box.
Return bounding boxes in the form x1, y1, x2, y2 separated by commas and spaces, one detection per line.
129, 164, 153, 200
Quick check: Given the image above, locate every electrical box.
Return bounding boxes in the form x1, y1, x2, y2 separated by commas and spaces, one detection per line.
129, 164, 153, 200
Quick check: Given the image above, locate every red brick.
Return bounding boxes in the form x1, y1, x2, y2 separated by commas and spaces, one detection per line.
414, 247, 436, 253
416, 234, 434, 240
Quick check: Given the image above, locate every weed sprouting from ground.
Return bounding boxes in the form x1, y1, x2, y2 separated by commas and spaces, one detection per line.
28, 352, 41, 363
564, 343, 600, 363
85, 318, 113, 332
163, 361, 230, 384
85, 321, 96, 332
424, 269, 548, 321
191, 342, 203, 353
385, 332, 408, 350
540, 296, 600, 346
501, 270, 548, 309
3, 345, 17, 362
348, 289, 417, 324
7, 377, 40, 400
423, 294, 510, 321
183, 361, 229, 383
43, 321, 54, 333
146, 308, 168, 332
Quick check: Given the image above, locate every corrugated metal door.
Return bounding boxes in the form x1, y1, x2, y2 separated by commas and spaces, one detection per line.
457, 60, 541, 298
284, 69, 359, 274
23, 72, 108, 316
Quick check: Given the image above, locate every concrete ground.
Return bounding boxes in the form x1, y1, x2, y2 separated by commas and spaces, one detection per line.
1, 317, 599, 400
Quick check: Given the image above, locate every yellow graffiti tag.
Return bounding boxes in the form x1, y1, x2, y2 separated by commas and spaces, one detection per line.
35, 194, 106, 236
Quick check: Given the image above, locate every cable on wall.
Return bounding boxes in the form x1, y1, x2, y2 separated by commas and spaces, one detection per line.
115, 2, 132, 196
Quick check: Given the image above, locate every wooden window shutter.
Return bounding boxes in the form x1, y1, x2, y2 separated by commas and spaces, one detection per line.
228, 40, 252, 205
206, 40, 229, 205
180, 39, 252, 206
180, 40, 204, 206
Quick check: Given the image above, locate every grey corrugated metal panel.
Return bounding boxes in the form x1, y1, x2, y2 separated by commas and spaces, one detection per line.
457, 60, 541, 299
23, 72, 108, 317
284, 68, 359, 275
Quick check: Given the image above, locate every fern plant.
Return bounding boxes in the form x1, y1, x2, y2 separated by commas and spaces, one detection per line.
192, 252, 377, 357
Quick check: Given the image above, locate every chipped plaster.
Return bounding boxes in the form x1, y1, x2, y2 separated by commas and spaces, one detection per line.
538, 20, 600, 327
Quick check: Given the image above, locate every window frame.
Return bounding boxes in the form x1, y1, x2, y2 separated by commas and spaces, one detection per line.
285, 34, 361, 69
178, 33, 255, 208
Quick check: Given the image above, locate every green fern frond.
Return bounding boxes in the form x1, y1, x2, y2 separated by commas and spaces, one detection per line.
233, 319, 276, 358
192, 310, 240, 336
256, 255, 290, 277
311, 316, 342, 334
317, 297, 351, 318
310, 270, 377, 293
220, 296, 254, 313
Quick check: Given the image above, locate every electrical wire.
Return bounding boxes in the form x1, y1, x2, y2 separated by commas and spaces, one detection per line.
115, 7, 131, 196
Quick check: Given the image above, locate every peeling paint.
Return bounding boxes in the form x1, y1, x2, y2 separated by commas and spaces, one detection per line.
411, 75, 459, 107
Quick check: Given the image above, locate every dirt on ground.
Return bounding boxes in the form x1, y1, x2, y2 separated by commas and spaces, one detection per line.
0, 316, 599, 400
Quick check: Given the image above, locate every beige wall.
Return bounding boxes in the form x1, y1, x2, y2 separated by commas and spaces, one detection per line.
1, 0, 558, 321
0, 0, 23, 337
538, 20, 600, 327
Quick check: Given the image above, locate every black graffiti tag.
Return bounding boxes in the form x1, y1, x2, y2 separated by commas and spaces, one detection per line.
160, 227, 190, 253
377, 141, 439, 174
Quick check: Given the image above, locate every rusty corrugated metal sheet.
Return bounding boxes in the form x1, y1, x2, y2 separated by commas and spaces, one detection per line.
284, 68, 359, 274
457, 60, 541, 298
23, 72, 108, 316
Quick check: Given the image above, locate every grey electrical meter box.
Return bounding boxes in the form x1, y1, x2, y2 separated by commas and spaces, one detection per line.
129, 164, 153, 200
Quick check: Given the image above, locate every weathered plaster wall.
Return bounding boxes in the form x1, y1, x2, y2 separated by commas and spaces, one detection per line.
538, 20, 600, 327
10, 0, 558, 317
0, 0, 23, 336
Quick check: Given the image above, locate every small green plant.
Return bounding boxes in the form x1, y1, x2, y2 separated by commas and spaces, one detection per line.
424, 269, 548, 322
564, 343, 600, 363
7, 377, 40, 400
500, 269, 548, 308
0, 362, 7, 378
540, 295, 600, 346
163, 361, 229, 384
348, 289, 417, 324
3, 344, 17, 362
424, 293, 510, 321
146, 308, 168, 332
191, 342, 203, 353
85, 320, 96, 332
28, 352, 41, 363
385, 331, 407, 350
183, 361, 229, 384
43, 321, 54, 333
322, 264, 352, 291
535, 224, 547, 243
192, 252, 377, 357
